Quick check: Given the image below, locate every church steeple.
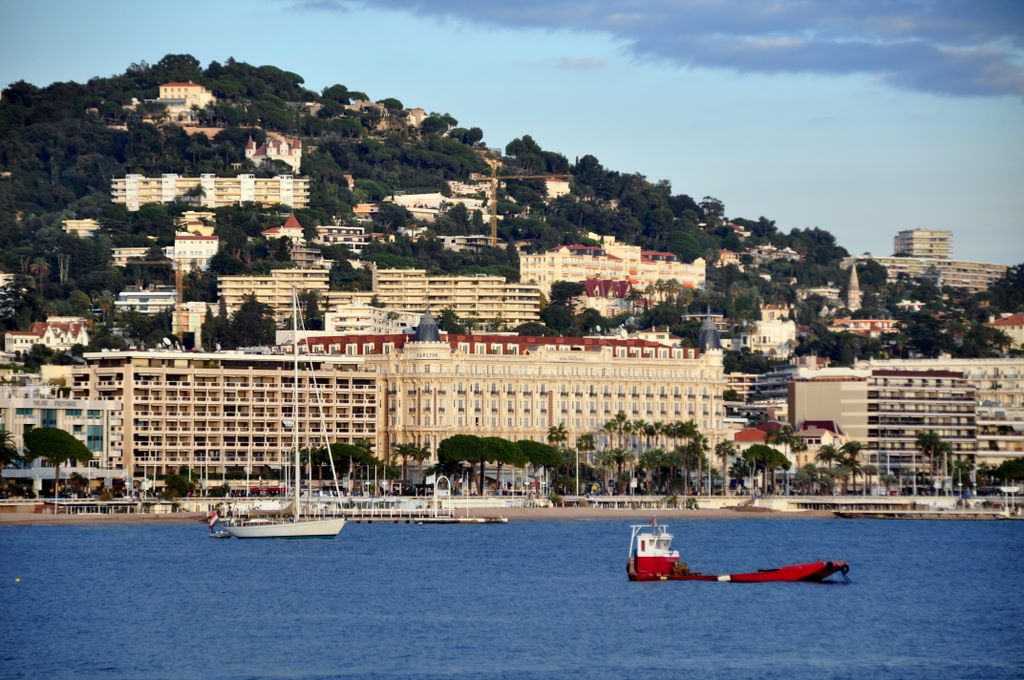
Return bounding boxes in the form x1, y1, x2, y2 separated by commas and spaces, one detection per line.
847, 262, 862, 312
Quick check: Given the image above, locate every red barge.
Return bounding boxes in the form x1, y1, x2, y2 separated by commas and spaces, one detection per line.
627, 522, 849, 583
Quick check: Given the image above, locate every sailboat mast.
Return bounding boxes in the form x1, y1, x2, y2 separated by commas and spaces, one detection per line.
293, 286, 300, 522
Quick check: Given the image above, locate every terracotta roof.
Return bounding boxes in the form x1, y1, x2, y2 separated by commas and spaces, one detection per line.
161, 81, 203, 88
990, 312, 1024, 326
283, 215, 302, 229
734, 428, 767, 443
800, 420, 844, 436
583, 279, 631, 299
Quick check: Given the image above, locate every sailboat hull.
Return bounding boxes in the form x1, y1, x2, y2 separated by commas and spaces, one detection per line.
224, 517, 346, 539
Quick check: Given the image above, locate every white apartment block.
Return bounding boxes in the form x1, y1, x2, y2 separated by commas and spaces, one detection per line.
894, 229, 952, 259
386, 193, 486, 222
164, 233, 219, 271
217, 269, 330, 322
70, 350, 376, 485
520, 234, 706, 296
62, 218, 101, 238
738, 305, 796, 357
115, 287, 177, 315
0, 384, 125, 491
112, 174, 309, 211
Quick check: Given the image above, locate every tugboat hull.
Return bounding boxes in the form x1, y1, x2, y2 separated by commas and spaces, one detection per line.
628, 558, 849, 583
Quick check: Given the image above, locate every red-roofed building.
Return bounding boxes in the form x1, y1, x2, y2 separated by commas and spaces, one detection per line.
578, 279, 635, 316
5, 317, 89, 354
988, 312, 1024, 348
245, 134, 302, 173
261, 215, 305, 243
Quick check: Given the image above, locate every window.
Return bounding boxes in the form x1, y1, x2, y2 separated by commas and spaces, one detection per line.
15, 408, 33, 416
87, 425, 103, 452
42, 409, 57, 428
65, 409, 82, 417
88, 410, 101, 418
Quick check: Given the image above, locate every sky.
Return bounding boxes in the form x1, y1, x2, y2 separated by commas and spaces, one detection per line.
2, 0, 1023, 265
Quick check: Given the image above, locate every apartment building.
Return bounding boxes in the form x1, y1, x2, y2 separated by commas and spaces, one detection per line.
111, 174, 309, 211
519, 234, 705, 296
302, 315, 728, 462
325, 266, 542, 327
175, 211, 216, 236
313, 224, 368, 254
894, 229, 952, 259
115, 287, 177, 315
111, 247, 151, 268
790, 368, 977, 487
62, 218, 101, 238
70, 350, 376, 485
856, 356, 1024, 466
157, 82, 216, 111
0, 384, 124, 491
844, 255, 1008, 294
217, 269, 329, 321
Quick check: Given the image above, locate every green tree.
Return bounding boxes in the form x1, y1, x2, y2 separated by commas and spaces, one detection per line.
743, 444, 790, 495
437, 434, 488, 495
0, 429, 18, 467
915, 431, 952, 495
231, 295, 277, 347
714, 440, 737, 496
23, 427, 93, 500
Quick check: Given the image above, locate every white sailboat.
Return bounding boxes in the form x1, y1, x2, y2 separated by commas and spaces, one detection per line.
224, 289, 346, 539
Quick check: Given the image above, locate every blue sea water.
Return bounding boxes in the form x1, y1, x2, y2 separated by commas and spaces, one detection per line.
1, 518, 1022, 680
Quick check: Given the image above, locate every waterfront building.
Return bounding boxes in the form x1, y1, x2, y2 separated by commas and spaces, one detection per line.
70, 350, 376, 486
855, 356, 1024, 466
302, 313, 728, 465
789, 368, 977, 487
0, 383, 124, 491
519, 234, 706, 297
894, 229, 952, 259
111, 174, 308, 211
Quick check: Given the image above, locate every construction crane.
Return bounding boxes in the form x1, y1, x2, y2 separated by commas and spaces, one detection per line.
470, 157, 571, 246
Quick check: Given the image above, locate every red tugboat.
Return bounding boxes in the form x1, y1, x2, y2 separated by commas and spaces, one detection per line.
627, 522, 849, 583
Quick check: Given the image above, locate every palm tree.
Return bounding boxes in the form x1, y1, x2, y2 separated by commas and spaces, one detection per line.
915, 431, 952, 495
766, 425, 806, 493
603, 411, 629, 451
0, 429, 18, 467
815, 444, 841, 469
714, 440, 737, 496
840, 441, 866, 495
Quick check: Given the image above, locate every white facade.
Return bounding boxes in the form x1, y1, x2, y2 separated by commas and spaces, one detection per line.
62, 218, 101, 238
112, 174, 309, 211
314, 224, 368, 253
164, 233, 219, 271
4, 317, 89, 354
115, 287, 177, 315
0, 384, 125, 490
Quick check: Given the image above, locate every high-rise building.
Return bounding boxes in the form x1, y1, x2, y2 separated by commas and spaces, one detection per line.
789, 368, 977, 490
894, 229, 952, 259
